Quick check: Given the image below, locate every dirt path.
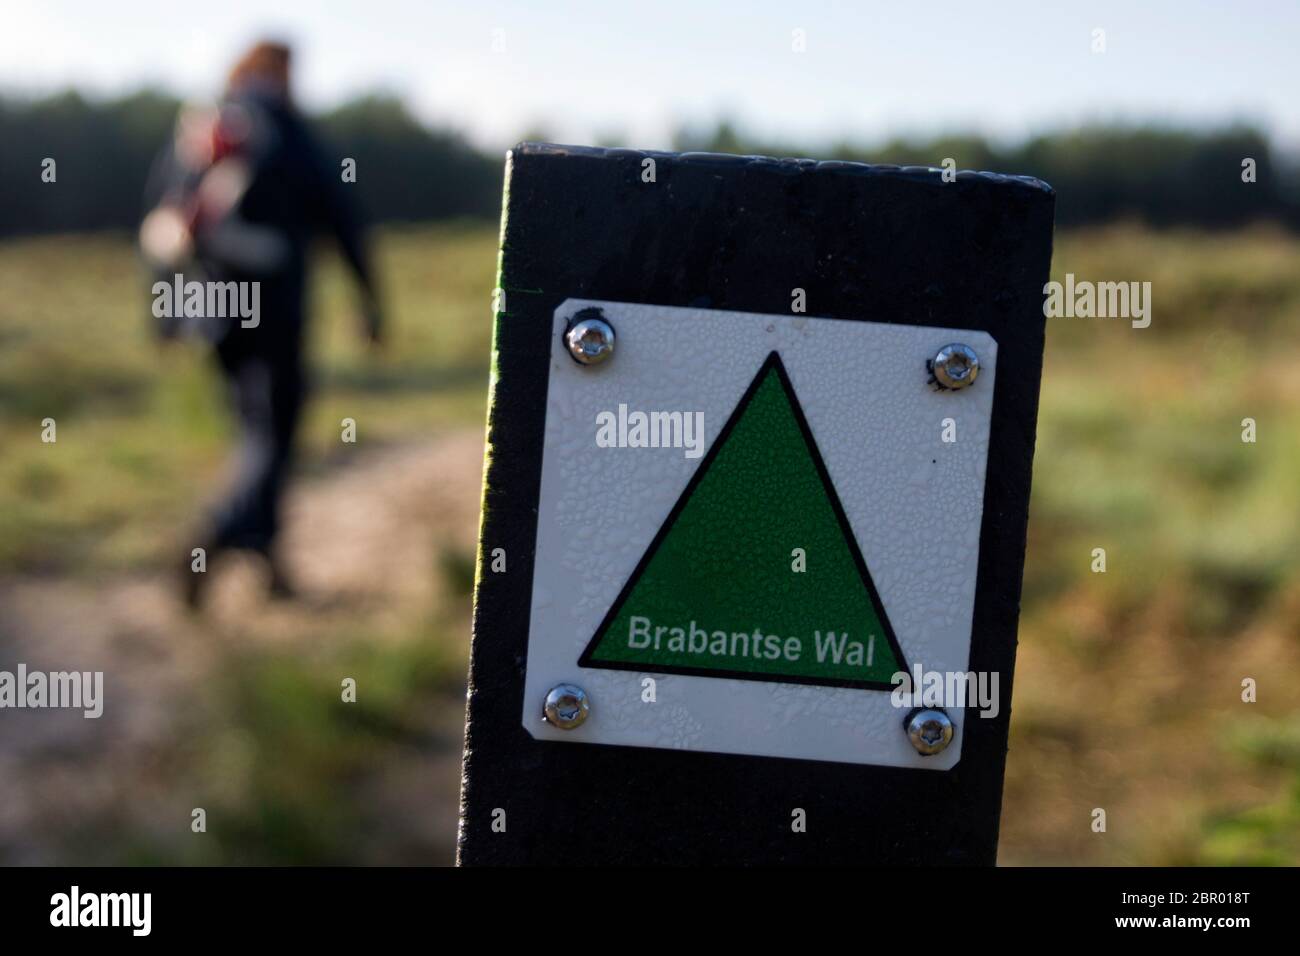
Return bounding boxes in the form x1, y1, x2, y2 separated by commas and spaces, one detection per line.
0, 429, 484, 864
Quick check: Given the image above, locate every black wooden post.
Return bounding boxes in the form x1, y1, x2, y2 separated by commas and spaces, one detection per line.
459, 144, 1054, 865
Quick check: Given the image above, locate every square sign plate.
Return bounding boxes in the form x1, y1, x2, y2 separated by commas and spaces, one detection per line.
523, 298, 997, 769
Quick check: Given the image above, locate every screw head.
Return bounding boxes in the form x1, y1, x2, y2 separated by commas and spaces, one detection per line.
564, 312, 616, 365
929, 343, 980, 390
543, 683, 590, 729
904, 708, 954, 756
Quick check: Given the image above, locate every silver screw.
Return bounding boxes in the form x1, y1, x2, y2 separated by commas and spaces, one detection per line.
929, 343, 980, 390
543, 683, 590, 729
564, 311, 616, 365
904, 708, 954, 755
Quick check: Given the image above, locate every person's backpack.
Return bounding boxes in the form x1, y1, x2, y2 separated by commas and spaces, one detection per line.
140, 100, 289, 342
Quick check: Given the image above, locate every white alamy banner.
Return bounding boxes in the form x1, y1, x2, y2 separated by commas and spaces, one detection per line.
0, 663, 103, 718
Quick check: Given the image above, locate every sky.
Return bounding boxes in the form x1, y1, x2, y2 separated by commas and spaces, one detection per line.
4, 0, 1298, 152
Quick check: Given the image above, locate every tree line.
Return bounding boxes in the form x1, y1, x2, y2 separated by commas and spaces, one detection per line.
1, 90, 1295, 237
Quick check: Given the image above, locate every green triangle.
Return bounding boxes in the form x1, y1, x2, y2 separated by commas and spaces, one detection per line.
579, 351, 907, 690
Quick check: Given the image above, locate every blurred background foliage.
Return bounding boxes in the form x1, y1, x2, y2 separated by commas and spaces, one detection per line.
2, 90, 1299, 236
0, 92, 1297, 865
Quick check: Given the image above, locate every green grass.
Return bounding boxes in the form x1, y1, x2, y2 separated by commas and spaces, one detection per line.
0, 222, 498, 574
0, 224, 494, 864
1000, 225, 1300, 864
2, 221, 1299, 864
184, 615, 468, 865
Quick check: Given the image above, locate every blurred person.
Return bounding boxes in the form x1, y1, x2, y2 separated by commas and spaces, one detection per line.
140, 40, 383, 607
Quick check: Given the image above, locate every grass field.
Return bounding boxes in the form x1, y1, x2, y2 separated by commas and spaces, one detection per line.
0, 221, 1297, 864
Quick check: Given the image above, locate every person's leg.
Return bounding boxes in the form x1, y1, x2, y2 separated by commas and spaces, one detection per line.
182, 356, 279, 608
213, 358, 280, 551
257, 358, 306, 597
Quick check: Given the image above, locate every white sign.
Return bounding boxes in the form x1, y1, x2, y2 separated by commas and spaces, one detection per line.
522, 299, 998, 768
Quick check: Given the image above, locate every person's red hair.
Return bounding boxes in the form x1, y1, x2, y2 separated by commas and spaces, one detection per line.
226, 41, 292, 99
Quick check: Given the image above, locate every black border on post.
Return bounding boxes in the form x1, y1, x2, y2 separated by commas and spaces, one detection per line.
459, 144, 1055, 865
